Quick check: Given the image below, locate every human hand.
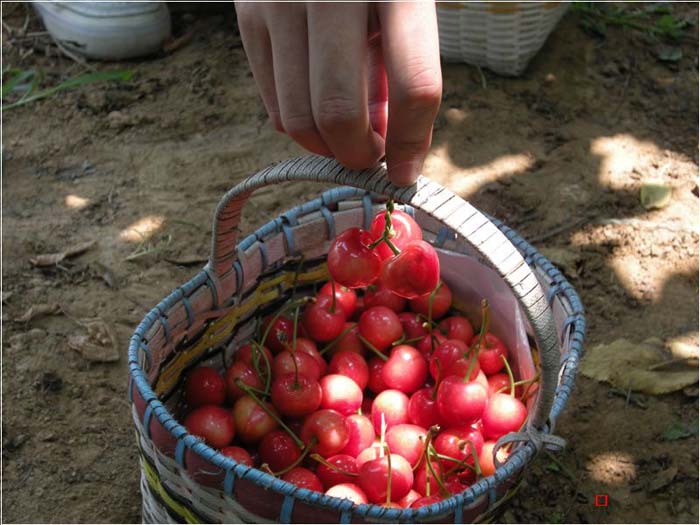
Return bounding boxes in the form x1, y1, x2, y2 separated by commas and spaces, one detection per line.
235, 1, 442, 186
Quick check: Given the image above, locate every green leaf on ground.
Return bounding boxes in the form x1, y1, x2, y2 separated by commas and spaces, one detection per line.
661, 421, 698, 441
640, 183, 673, 209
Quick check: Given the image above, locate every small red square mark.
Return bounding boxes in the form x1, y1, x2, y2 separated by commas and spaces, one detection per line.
594, 494, 609, 507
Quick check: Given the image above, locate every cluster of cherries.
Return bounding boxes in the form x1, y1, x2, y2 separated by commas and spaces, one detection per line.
178, 206, 538, 509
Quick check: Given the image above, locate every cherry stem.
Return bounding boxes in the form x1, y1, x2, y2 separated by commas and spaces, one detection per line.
501, 354, 515, 397
391, 333, 406, 347
251, 340, 272, 394
412, 426, 439, 472
468, 441, 483, 479
436, 451, 477, 475
473, 299, 490, 353
403, 335, 425, 345
495, 373, 541, 396
425, 443, 449, 498
330, 279, 337, 314
384, 443, 393, 506
432, 360, 442, 400
291, 306, 301, 387
273, 442, 312, 477
234, 380, 304, 449
318, 323, 356, 355
463, 346, 479, 382
368, 200, 401, 255
310, 454, 359, 477
259, 296, 312, 350
379, 413, 387, 458
356, 333, 389, 362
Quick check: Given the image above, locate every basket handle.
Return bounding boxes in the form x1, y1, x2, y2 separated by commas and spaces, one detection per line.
207, 155, 559, 431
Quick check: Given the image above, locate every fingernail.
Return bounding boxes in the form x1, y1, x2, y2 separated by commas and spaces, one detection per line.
388, 160, 423, 187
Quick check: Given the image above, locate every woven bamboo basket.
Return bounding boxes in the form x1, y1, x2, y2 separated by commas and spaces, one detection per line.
129, 156, 585, 523
436, 1, 570, 76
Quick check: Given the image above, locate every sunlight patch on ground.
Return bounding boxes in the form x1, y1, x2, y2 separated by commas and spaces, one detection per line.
119, 215, 165, 243
591, 134, 663, 190
586, 451, 637, 485
65, 194, 90, 210
423, 145, 535, 197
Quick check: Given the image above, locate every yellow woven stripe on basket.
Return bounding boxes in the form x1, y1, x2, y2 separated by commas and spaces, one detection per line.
155, 262, 330, 395
140, 453, 201, 524
543, 2, 562, 10
487, 2, 521, 14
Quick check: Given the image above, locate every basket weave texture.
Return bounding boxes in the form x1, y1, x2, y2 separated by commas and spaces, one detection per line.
129, 156, 585, 523
437, 1, 570, 76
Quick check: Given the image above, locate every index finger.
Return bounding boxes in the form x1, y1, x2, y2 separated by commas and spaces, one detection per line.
378, 2, 442, 186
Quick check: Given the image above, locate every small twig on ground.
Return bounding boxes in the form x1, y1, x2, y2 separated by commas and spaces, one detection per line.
51, 36, 96, 71
476, 65, 487, 89
530, 216, 590, 243
647, 357, 698, 371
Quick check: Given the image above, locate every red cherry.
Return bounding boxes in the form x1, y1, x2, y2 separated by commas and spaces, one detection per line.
339, 414, 375, 457
221, 446, 254, 467
439, 316, 474, 342
436, 376, 488, 426
184, 405, 235, 449
487, 373, 512, 397
225, 361, 264, 402
318, 282, 358, 319
398, 489, 422, 508
358, 453, 414, 503
184, 367, 226, 408
429, 339, 470, 381
232, 396, 278, 444
290, 337, 328, 376
358, 306, 403, 352
382, 345, 428, 394
301, 409, 349, 457
270, 373, 322, 418
478, 441, 509, 477
408, 387, 440, 429
328, 351, 369, 390
371, 389, 409, 433
416, 332, 447, 356
385, 424, 428, 467
433, 426, 484, 469
327, 228, 382, 288
410, 282, 452, 320
481, 393, 528, 440
236, 343, 273, 369
258, 430, 302, 472
367, 357, 388, 394
272, 349, 321, 382
319, 374, 363, 416
262, 315, 294, 354
363, 285, 407, 313
327, 322, 366, 358
282, 467, 323, 492
411, 495, 442, 508
398, 312, 428, 340
325, 483, 368, 504
413, 459, 443, 497
473, 333, 509, 375
356, 442, 384, 467
303, 295, 346, 343
379, 240, 440, 299
369, 209, 422, 261
315, 454, 359, 490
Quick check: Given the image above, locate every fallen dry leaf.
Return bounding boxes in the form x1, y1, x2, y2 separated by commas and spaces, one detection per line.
1, 291, 13, 304
581, 338, 699, 395
30, 240, 96, 267
14, 303, 62, 323
66, 317, 119, 362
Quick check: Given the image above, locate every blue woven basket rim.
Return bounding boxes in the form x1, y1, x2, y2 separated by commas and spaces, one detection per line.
128, 186, 585, 522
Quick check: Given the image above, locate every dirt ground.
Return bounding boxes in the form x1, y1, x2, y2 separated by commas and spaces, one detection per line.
2, 2, 698, 523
